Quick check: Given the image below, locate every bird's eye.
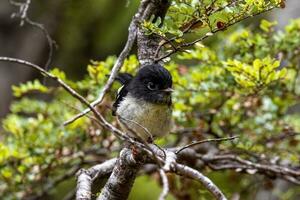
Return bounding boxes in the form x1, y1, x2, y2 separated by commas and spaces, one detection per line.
147, 82, 158, 90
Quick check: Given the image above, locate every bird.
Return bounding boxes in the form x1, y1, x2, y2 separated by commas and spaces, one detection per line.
112, 64, 173, 143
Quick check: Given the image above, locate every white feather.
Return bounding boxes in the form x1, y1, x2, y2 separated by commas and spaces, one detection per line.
116, 94, 172, 141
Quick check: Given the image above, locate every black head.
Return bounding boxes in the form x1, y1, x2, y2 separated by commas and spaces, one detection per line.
128, 64, 173, 105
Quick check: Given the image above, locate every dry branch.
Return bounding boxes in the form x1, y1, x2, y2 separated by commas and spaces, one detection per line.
175, 136, 238, 154
76, 158, 117, 200
174, 163, 227, 200
97, 148, 143, 200
9, 0, 56, 71
158, 169, 169, 200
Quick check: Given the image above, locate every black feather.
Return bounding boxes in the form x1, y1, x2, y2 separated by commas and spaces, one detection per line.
112, 73, 133, 116
112, 64, 173, 115
127, 64, 173, 105
115, 73, 133, 85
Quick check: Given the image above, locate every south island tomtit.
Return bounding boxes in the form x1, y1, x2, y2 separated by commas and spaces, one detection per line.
112, 64, 173, 142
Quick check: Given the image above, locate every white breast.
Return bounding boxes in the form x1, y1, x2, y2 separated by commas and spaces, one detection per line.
116, 94, 172, 141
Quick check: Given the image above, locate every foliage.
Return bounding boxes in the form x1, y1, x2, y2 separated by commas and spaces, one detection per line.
1, 0, 300, 199
143, 0, 284, 60
225, 57, 286, 91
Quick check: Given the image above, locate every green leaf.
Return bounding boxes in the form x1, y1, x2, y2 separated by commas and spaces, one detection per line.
12, 80, 48, 97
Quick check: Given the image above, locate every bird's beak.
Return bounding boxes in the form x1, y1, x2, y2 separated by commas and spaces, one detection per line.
162, 87, 174, 93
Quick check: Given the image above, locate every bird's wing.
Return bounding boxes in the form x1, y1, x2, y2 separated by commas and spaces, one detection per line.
112, 73, 133, 116
115, 73, 133, 85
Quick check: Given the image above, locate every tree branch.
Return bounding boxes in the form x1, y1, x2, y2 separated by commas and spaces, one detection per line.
137, 0, 171, 65
76, 158, 117, 200
175, 136, 238, 154
9, 0, 56, 72
158, 169, 169, 200
174, 163, 227, 200
201, 154, 300, 182
97, 148, 143, 200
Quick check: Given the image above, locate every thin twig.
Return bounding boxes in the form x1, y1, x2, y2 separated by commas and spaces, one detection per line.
158, 169, 169, 200
201, 154, 300, 177
175, 136, 238, 154
117, 115, 164, 167
117, 115, 153, 142
174, 163, 227, 200
25, 18, 56, 72
9, 0, 56, 73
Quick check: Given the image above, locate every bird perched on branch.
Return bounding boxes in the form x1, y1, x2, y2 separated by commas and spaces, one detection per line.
112, 64, 173, 143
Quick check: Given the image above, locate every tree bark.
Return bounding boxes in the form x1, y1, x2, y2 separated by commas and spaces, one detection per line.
97, 148, 143, 200
137, 0, 170, 65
